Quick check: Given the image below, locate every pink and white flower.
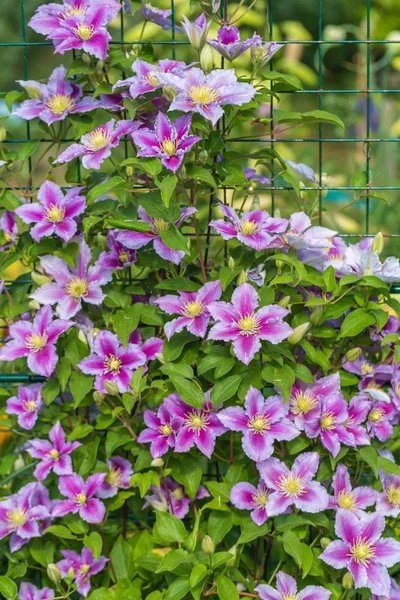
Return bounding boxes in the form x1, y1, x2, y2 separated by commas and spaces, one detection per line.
96, 456, 133, 499
52, 473, 106, 523
27, 421, 81, 481
6, 384, 44, 430
328, 464, 377, 514
230, 480, 272, 526
256, 571, 331, 600
57, 547, 108, 597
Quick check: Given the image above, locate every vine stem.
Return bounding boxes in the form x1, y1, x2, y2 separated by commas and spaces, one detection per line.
190, 184, 208, 282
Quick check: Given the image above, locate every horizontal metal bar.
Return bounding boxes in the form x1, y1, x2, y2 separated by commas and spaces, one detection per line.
0, 39, 399, 47
4, 138, 400, 144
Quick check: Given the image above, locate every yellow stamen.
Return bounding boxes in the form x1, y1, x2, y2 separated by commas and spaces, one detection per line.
26, 333, 48, 352
76, 493, 87, 505
350, 538, 375, 566
160, 424, 172, 436
6, 509, 28, 529
78, 564, 90, 575
152, 218, 169, 233
145, 73, 160, 87
183, 301, 204, 318
106, 467, 122, 487
188, 84, 220, 105
25, 400, 37, 412
61, 5, 86, 18
66, 277, 88, 299
161, 140, 177, 156
237, 314, 260, 336
290, 390, 318, 416
386, 484, 400, 507
337, 490, 356, 510
104, 354, 122, 374
360, 361, 374, 375
44, 203, 65, 223
49, 449, 60, 460
46, 94, 75, 115
248, 414, 270, 433
278, 474, 306, 498
119, 251, 130, 264
368, 408, 385, 423
253, 491, 269, 507
185, 411, 210, 433
72, 24, 94, 41
84, 127, 112, 151
172, 488, 184, 500
320, 411, 335, 430
238, 220, 257, 236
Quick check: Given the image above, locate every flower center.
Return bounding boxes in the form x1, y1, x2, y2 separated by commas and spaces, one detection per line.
152, 218, 169, 233
85, 127, 112, 151
145, 73, 160, 87
282, 595, 299, 600
185, 411, 210, 433
386, 484, 400, 507
320, 411, 335, 430
395, 382, 400, 396
360, 361, 374, 375
159, 424, 172, 436
61, 5, 86, 18
78, 564, 90, 575
368, 408, 385, 423
183, 301, 204, 318
237, 314, 260, 336
188, 84, 220, 105
119, 251, 130, 264
337, 490, 356, 510
104, 354, 122, 374
66, 277, 88, 299
253, 491, 269, 507
72, 24, 95, 41
172, 488, 184, 499
48, 449, 60, 460
238, 220, 258, 236
26, 333, 48, 352
290, 390, 318, 415
248, 414, 270, 433
278, 474, 306, 498
106, 467, 122, 487
6, 509, 28, 529
349, 538, 375, 565
24, 400, 38, 412
44, 203, 65, 223
46, 94, 75, 115
76, 493, 87, 505
161, 140, 177, 156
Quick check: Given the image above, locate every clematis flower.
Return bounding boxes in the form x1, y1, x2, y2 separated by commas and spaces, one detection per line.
14, 65, 99, 125
281, 212, 337, 250
31, 238, 113, 319
180, 13, 210, 49
27, 421, 81, 481
163, 392, 227, 459
98, 230, 137, 270
96, 456, 133, 499
288, 373, 340, 431
284, 160, 318, 184
159, 67, 257, 126
18, 583, 54, 600
143, 477, 209, 519
218, 387, 299, 462
338, 395, 371, 447
210, 204, 287, 251
331, 243, 400, 283
0, 306, 73, 377
135, 113, 201, 173
52, 473, 106, 523
57, 547, 108, 598
154, 280, 222, 340
113, 58, 186, 99
343, 355, 393, 391
0, 482, 50, 552
366, 400, 396, 442
255, 571, 331, 600
208, 283, 293, 365
207, 24, 261, 61
54, 119, 140, 170
251, 41, 284, 68
138, 395, 183, 458
78, 330, 146, 394
137, 0, 172, 29
0, 210, 18, 249
247, 264, 266, 287
372, 579, 400, 600
15, 181, 86, 242
376, 470, 400, 518
230, 480, 272, 526
329, 464, 377, 514
6, 384, 44, 430
128, 329, 164, 364
244, 168, 271, 185
257, 452, 329, 516
320, 510, 400, 596
117, 205, 197, 265
303, 392, 349, 457
28, 0, 120, 36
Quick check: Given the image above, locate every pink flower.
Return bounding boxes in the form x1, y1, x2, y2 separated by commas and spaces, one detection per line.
366, 400, 397, 442
303, 391, 349, 457
97, 230, 136, 270
27, 421, 81, 481
230, 480, 272, 526
207, 24, 261, 61
6, 384, 44, 430
52, 473, 106, 523
96, 456, 133, 499
376, 469, 400, 518
113, 58, 185, 99
289, 374, 340, 430
57, 547, 108, 597
138, 395, 183, 458
328, 464, 377, 514
18, 583, 54, 600
281, 212, 337, 250
256, 571, 331, 600
143, 478, 209, 519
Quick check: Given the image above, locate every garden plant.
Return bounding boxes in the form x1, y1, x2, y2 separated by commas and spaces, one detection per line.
0, 1, 400, 600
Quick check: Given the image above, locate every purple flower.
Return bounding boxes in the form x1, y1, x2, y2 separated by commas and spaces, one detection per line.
52, 473, 106, 523
138, 395, 183, 458
281, 212, 337, 250
14, 65, 99, 125
0, 482, 50, 552
116, 205, 196, 265
289, 374, 340, 430
18, 583, 54, 600
135, 113, 201, 173
373, 579, 400, 600
247, 265, 266, 287
137, 0, 172, 29
96, 456, 133, 499
230, 480, 272, 526
331, 243, 400, 283
257, 452, 329, 516
31, 238, 112, 319
154, 280, 222, 340
159, 67, 257, 126
218, 387, 299, 462
143, 477, 209, 519
78, 330, 146, 394
129, 329, 164, 363
343, 356, 393, 392
366, 400, 396, 442
15, 181, 85, 242
6, 384, 44, 430
57, 547, 108, 597
329, 464, 377, 514
251, 41, 284, 68
244, 168, 271, 185
98, 230, 137, 270
209, 204, 287, 250
256, 571, 331, 600
163, 392, 227, 459
338, 396, 371, 447
0, 210, 18, 249
113, 58, 186, 99
180, 13, 210, 49
208, 283, 293, 365
27, 421, 81, 481
376, 468, 400, 518
54, 119, 140, 170
0, 306, 73, 377
303, 392, 349, 457
284, 160, 318, 184
208, 24, 261, 61
320, 510, 400, 596
28, 0, 120, 36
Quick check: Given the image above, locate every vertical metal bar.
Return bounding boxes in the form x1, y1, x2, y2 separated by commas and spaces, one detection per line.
268, 0, 275, 216
20, 0, 32, 176
171, 0, 175, 59
365, 0, 371, 234
318, 0, 323, 224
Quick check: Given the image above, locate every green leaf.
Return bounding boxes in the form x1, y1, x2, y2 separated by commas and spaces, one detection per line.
110, 535, 134, 581
283, 531, 302, 567
42, 378, 60, 406
165, 579, 190, 600
44, 525, 77, 540
301, 543, 314, 578
19, 140, 39, 161
68, 424, 93, 441
155, 278, 201, 292
5, 90, 22, 113
161, 363, 194, 379
155, 511, 187, 543
84, 532, 103, 560
56, 357, 71, 392
30, 540, 54, 568
160, 175, 178, 207
87, 177, 125, 205
70, 372, 94, 407
377, 456, 400, 477
263, 71, 303, 91
216, 575, 239, 600
105, 430, 132, 458
262, 364, 295, 401
156, 549, 191, 573
338, 308, 376, 338
207, 511, 232, 544
138, 191, 179, 221
187, 166, 217, 189
237, 520, 269, 544
190, 563, 208, 588
358, 446, 378, 477
160, 225, 188, 253
0, 576, 17, 599
113, 305, 142, 346
210, 374, 241, 406
170, 376, 205, 408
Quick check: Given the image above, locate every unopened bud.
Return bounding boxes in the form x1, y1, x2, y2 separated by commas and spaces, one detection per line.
345, 347, 362, 362
104, 380, 119, 396
24, 85, 42, 100
126, 166, 134, 177
47, 563, 62, 584
228, 256, 235, 269
198, 150, 209, 164
96, 59, 104, 72
310, 307, 323, 326
342, 572, 354, 589
279, 295, 291, 309
155, 352, 166, 365
93, 391, 105, 404
0, 127, 6, 142
163, 85, 177, 102
28, 300, 41, 311
274, 208, 282, 218
287, 322, 311, 344
372, 232, 384, 256
151, 457, 164, 468
275, 259, 284, 270
237, 270, 248, 286
247, 186, 255, 195
201, 535, 215, 555
227, 544, 237, 567
77, 329, 88, 345
96, 233, 107, 251
320, 537, 331, 550
67, 567, 75, 580
82, 53, 91, 66
31, 271, 52, 286
200, 45, 214, 72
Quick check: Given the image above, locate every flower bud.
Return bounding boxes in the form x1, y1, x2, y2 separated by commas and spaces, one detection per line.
320, 537, 331, 550
324, 25, 346, 42
275, 259, 284, 270
237, 270, 248, 286
163, 85, 177, 102
93, 391, 105, 404
82, 53, 91, 66
372, 232, 384, 256
155, 352, 166, 365
310, 307, 323, 326
227, 544, 237, 567
198, 150, 209, 164
47, 563, 62, 584
24, 85, 42, 99
200, 45, 214, 72
77, 329, 88, 345
247, 186, 255, 195
67, 567, 75, 580
201, 535, 215, 555
96, 59, 104, 72
0, 127, 7, 142
345, 347, 362, 362
228, 256, 235, 269
104, 380, 119, 396
31, 271, 52, 286
96, 233, 108, 251
151, 457, 164, 468
279, 295, 291, 308
28, 300, 41, 311
126, 166, 134, 177
287, 322, 311, 345
342, 572, 354, 589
